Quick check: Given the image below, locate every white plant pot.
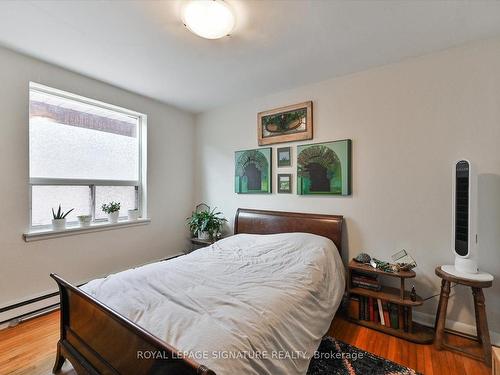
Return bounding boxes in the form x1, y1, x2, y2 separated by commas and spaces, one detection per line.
198, 231, 210, 240
77, 216, 92, 227
128, 209, 140, 221
107, 211, 119, 224
52, 218, 66, 231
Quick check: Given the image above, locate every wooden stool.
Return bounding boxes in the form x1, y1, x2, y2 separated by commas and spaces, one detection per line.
434, 266, 493, 366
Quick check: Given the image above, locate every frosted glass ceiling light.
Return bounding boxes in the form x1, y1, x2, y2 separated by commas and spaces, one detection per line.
182, 0, 235, 40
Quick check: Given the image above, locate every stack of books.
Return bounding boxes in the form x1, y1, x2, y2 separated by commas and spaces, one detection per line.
351, 271, 381, 291
348, 296, 410, 332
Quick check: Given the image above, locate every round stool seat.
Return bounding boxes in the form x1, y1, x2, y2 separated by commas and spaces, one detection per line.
436, 266, 493, 288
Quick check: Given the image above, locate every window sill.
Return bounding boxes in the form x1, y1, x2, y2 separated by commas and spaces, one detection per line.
23, 218, 151, 242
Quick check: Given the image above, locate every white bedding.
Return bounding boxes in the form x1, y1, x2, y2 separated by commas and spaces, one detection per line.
81, 232, 345, 375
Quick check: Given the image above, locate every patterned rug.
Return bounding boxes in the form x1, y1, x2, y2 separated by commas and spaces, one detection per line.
307, 337, 419, 375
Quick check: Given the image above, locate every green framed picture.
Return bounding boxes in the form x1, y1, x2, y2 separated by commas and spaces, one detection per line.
278, 174, 292, 193
277, 147, 292, 167
235, 148, 272, 194
297, 139, 351, 195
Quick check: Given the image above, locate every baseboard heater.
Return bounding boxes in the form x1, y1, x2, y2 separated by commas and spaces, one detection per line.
0, 288, 66, 328
0, 280, 91, 328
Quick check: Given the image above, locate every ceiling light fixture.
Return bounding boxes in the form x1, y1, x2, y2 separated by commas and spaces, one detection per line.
182, 0, 235, 40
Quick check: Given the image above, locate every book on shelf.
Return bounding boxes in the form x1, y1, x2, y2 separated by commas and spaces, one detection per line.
352, 270, 379, 280
351, 272, 381, 291
389, 303, 399, 329
363, 297, 370, 320
382, 302, 391, 328
352, 274, 378, 283
359, 296, 364, 320
351, 281, 382, 291
399, 306, 405, 330
403, 306, 409, 332
369, 297, 374, 321
377, 298, 385, 326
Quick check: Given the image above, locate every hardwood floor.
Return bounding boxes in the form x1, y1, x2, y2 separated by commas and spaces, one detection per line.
0, 310, 490, 375
0, 312, 74, 375
328, 317, 490, 375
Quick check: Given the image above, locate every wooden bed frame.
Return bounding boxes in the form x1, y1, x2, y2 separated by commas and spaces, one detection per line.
51, 208, 343, 375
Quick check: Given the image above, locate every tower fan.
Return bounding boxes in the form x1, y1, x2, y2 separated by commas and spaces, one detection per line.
442, 160, 493, 281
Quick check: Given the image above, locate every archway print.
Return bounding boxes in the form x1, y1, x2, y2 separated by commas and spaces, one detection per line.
235, 150, 269, 177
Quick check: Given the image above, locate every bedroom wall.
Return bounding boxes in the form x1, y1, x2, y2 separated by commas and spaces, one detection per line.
194, 37, 500, 341
0, 46, 195, 310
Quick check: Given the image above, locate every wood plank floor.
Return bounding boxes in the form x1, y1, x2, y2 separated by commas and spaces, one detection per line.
328, 317, 490, 375
0, 310, 490, 375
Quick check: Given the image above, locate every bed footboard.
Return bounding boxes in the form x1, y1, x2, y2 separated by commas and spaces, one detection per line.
51, 274, 216, 375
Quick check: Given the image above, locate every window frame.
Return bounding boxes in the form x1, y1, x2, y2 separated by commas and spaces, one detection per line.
28, 82, 148, 232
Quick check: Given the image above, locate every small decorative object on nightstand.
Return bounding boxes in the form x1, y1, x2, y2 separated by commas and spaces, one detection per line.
347, 259, 434, 344
434, 265, 493, 366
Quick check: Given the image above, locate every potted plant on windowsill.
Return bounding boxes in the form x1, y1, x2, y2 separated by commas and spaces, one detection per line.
77, 215, 92, 227
186, 204, 227, 241
52, 205, 74, 231
101, 202, 121, 224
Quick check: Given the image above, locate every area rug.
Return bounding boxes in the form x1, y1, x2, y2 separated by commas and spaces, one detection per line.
307, 336, 419, 375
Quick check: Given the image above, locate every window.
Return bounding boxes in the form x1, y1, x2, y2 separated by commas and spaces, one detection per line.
29, 82, 147, 230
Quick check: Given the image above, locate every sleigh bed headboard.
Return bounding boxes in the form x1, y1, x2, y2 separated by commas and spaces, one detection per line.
234, 208, 343, 253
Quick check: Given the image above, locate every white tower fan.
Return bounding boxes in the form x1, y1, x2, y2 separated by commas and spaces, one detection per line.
442, 160, 493, 281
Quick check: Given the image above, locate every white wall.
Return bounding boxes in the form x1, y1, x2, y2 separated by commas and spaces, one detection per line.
195, 38, 500, 339
0, 46, 195, 308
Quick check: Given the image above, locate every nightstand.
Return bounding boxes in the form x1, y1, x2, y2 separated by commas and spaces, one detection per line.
189, 237, 216, 253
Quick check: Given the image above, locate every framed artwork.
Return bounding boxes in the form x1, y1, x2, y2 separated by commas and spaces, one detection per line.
297, 139, 351, 195
235, 148, 272, 194
257, 101, 313, 146
277, 174, 292, 194
277, 147, 292, 167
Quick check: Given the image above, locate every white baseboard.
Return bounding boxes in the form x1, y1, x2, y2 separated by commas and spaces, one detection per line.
413, 311, 500, 346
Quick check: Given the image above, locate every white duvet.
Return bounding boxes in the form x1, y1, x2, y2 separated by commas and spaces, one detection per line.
81, 233, 345, 375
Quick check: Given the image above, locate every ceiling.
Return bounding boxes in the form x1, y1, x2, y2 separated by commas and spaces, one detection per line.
1, 1, 500, 113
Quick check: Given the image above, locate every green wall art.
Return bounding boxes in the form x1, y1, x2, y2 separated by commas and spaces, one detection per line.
235, 148, 272, 194
297, 139, 351, 195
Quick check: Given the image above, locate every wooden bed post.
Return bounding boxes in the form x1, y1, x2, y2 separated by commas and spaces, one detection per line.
53, 274, 68, 373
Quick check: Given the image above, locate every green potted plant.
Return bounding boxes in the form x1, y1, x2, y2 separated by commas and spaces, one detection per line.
186, 205, 227, 240
51, 204, 74, 230
101, 201, 121, 224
